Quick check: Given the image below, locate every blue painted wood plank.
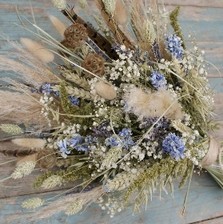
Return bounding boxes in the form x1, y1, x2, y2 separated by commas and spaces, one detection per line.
0, 173, 223, 224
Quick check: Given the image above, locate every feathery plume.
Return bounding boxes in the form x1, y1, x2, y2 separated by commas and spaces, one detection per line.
0, 91, 46, 126
0, 124, 24, 135
20, 38, 54, 64
41, 175, 64, 189
48, 15, 67, 38
52, 0, 67, 10
22, 198, 44, 209
114, 0, 128, 26
124, 87, 183, 120
11, 138, 46, 149
11, 154, 37, 179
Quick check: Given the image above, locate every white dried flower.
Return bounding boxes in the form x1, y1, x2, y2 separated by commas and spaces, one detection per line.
100, 147, 122, 170
41, 175, 64, 189
22, 198, 44, 209
51, 0, 67, 10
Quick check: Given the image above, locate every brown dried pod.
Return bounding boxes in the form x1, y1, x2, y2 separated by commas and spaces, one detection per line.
82, 53, 105, 78
37, 149, 57, 169
64, 23, 88, 41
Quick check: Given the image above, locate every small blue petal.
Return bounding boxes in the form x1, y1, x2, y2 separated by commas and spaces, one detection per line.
68, 96, 80, 106
166, 34, 184, 60
150, 71, 167, 89
162, 133, 185, 160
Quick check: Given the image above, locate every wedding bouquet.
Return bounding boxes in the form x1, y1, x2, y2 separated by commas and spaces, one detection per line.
0, 0, 222, 219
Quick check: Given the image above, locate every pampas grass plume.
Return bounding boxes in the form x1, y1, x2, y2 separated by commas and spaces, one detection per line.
48, 15, 66, 38
114, 0, 128, 25
20, 38, 54, 64
124, 87, 183, 120
11, 138, 46, 149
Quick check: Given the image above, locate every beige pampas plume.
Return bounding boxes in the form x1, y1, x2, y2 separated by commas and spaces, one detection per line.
20, 38, 54, 64
11, 138, 46, 149
124, 87, 183, 120
114, 0, 128, 26
0, 90, 46, 127
0, 41, 58, 88
48, 15, 66, 38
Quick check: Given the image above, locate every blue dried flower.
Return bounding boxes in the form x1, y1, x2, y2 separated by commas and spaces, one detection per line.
69, 134, 84, 147
166, 34, 184, 60
69, 134, 90, 152
40, 83, 53, 95
118, 128, 132, 137
122, 137, 135, 149
105, 136, 120, 147
162, 133, 185, 160
68, 96, 80, 106
150, 71, 167, 89
57, 139, 70, 158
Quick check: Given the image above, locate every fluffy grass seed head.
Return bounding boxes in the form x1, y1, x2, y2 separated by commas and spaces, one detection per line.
20, 38, 54, 64
22, 197, 44, 209
124, 87, 183, 120
94, 81, 117, 100
11, 138, 46, 149
41, 175, 64, 189
65, 199, 84, 215
0, 124, 24, 135
11, 154, 37, 179
51, 0, 67, 10
102, 0, 116, 16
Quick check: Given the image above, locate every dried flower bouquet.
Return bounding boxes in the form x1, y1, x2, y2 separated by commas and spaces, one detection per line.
0, 0, 222, 219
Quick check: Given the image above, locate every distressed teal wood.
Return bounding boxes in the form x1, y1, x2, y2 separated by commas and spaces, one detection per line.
0, 0, 223, 223
1, 173, 223, 224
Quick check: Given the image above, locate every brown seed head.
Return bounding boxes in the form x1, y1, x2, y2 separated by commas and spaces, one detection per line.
82, 53, 105, 78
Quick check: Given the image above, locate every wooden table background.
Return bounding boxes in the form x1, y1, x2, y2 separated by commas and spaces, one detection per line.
0, 0, 223, 223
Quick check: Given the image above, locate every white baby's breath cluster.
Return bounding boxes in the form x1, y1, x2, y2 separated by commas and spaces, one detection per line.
97, 196, 124, 218
40, 93, 54, 126
108, 46, 140, 83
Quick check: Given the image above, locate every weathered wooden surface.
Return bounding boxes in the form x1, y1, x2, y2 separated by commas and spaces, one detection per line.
0, 0, 223, 223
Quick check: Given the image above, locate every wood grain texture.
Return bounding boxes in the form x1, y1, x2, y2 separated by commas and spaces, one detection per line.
0, 0, 223, 223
